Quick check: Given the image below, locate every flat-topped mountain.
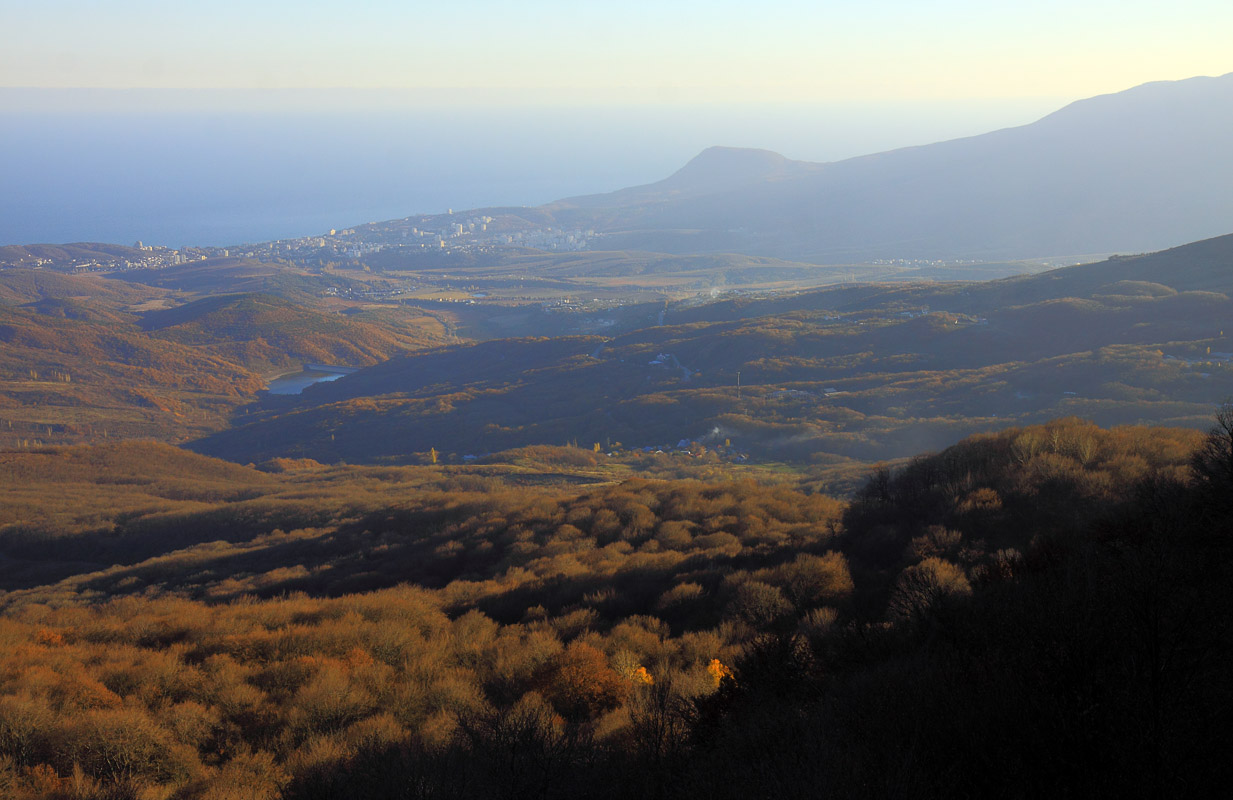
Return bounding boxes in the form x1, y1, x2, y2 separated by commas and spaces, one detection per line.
543, 73, 1233, 262
555, 146, 815, 208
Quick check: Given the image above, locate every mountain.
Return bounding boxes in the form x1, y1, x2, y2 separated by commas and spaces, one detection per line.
543, 73, 1233, 262
556, 146, 816, 209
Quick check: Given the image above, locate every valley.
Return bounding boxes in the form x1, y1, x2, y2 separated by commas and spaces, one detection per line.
2, 69, 1233, 800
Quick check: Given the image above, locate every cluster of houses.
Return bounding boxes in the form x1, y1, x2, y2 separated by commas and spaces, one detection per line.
627, 439, 749, 463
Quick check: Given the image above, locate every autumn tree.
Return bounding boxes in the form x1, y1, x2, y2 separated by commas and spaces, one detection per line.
530, 642, 627, 722
730, 581, 792, 628
887, 557, 972, 622
1191, 399, 1233, 502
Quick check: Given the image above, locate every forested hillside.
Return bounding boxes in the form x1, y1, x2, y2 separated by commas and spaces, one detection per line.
0, 416, 1227, 797
0, 270, 448, 448
193, 241, 1233, 465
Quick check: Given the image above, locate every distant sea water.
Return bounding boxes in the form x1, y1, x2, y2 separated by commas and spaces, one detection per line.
0, 97, 1063, 248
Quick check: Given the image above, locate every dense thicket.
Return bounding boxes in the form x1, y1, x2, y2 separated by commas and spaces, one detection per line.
0, 418, 1229, 798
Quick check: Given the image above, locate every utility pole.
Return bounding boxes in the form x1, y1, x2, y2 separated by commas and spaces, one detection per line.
736, 370, 741, 399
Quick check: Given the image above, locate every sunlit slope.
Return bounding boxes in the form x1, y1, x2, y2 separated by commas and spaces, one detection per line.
0, 267, 169, 307
0, 301, 265, 444
111, 256, 341, 299
0, 277, 448, 447
141, 292, 444, 372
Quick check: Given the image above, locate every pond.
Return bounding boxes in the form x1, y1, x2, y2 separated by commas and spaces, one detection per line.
266, 366, 356, 395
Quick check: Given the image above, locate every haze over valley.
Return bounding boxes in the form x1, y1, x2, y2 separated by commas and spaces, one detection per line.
3, 4, 1233, 796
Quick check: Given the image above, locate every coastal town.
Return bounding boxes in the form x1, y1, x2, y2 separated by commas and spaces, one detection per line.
0, 208, 596, 273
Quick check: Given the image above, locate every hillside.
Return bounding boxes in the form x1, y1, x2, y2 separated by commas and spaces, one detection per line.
651, 230, 1233, 328
0, 276, 452, 449
0, 242, 148, 268
984, 230, 1233, 300
540, 73, 1233, 261
0, 268, 169, 307
141, 293, 445, 373
0, 302, 267, 445
111, 257, 346, 300
189, 231, 1233, 465
0, 417, 1228, 798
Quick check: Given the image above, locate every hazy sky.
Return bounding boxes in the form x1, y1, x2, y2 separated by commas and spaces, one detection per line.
3, 1, 1230, 102
4, 0, 1232, 247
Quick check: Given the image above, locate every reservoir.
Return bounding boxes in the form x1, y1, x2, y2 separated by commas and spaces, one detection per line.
266, 365, 358, 395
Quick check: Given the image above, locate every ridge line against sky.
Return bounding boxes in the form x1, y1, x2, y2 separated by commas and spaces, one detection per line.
2, 72, 1230, 249
3, 1, 1233, 103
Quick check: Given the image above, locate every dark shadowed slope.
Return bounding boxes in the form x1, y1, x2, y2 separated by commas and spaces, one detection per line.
188, 232, 1233, 465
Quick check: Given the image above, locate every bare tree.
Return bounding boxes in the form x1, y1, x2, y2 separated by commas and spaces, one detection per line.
1191, 398, 1233, 492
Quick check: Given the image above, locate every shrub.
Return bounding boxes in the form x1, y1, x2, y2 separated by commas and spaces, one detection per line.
887, 558, 972, 622
729, 582, 792, 629
530, 642, 627, 722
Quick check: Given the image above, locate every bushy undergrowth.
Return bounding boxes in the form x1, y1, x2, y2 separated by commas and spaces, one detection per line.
0, 418, 1228, 798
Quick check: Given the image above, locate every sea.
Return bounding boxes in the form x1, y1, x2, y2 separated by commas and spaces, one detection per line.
0, 93, 1064, 248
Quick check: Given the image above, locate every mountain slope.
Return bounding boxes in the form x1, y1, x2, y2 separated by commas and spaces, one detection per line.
188, 232, 1233, 465
556, 146, 816, 209
141, 292, 441, 372
546, 73, 1233, 261
0, 268, 168, 307
111, 257, 339, 300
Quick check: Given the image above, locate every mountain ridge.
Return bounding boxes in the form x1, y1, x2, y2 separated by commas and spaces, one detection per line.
540, 72, 1233, 262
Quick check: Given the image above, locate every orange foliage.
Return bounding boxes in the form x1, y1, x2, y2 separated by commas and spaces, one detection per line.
531, 642, 628, 721
707, 658, 734, 688
33, 628, 64, 647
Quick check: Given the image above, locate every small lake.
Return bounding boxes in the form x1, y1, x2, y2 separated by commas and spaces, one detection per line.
266, 366, 356, 395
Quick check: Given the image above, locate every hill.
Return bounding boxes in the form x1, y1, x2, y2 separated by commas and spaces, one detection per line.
189, 233, 1233, 465
140, 292, 446, 373
979, 230, 1233, 300
0, 279, 451, 449
0, 301, 266, 445
0, 418, 1228, 798
540, 73, 1233, 261
0, 242, 148, 268
111, 257, 345, 300
0, 268, 169, 307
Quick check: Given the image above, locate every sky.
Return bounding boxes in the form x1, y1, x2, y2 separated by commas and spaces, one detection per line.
3, 1, 1231, 247
3, 0, 1231, 103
